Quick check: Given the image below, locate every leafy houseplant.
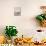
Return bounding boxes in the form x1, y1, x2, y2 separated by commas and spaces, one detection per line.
36, 14, 46, 21
5, 26, 18, 39
36, 14, 46, 27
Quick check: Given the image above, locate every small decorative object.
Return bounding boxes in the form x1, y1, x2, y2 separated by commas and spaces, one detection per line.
36, 30, 42, 32
34, 41, 39, 45
36, 6, 46, 27
5, 26, 18, 44
14, 7, 21, 16
34, 41, 42, 45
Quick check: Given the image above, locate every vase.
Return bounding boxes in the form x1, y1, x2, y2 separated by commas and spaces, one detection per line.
11, 36, 17, 44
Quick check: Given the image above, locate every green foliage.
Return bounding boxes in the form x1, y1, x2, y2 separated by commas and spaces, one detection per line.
44, 15, 46, 20
36, 14, 46, 21
36, 15, 44, 21
5, 26, 18, 38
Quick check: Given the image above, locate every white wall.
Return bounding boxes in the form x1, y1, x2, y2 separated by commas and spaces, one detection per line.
0, 0, 46, 38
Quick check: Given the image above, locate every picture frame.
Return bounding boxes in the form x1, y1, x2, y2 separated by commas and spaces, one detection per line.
14, 7, 21, 16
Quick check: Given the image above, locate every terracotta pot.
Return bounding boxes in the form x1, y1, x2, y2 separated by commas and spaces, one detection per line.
40, 20, 46, 27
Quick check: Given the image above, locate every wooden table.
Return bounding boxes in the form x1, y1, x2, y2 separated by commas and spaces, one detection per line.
14, 43, 46, 46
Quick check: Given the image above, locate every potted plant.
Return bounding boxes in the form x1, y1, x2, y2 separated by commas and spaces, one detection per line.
36, 6, 46, 27
5, 26, 18, 43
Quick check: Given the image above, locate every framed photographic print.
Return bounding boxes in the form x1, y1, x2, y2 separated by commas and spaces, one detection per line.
14, 7, 21, 16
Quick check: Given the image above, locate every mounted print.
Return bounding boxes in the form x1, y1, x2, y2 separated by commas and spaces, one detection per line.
14, 7, 21, 16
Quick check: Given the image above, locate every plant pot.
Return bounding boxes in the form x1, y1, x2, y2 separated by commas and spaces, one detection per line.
7, 39, 12, 44
40, 20, 46, 27
11, 36, 17, 44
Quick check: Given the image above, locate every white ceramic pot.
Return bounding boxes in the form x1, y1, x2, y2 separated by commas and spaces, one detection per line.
11, 36, 17, 44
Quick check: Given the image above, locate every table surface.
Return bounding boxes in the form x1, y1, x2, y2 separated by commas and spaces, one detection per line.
14, 43, 46, 46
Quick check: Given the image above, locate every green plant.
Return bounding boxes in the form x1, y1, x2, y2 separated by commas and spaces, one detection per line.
36, 14, 46, 21
5, 26, 18, 39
